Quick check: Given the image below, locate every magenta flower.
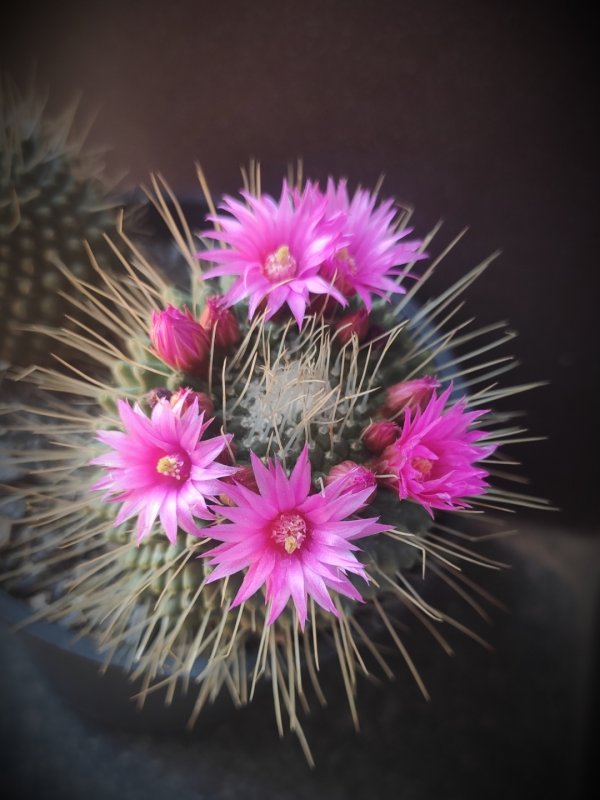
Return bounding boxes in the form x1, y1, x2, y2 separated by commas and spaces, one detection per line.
375, 386, 496, 514
204, 446, 387, 627
320, 178, 425, 309
150, 305, 209, 374
91, 396, 236, 544
200, 182, 347, 328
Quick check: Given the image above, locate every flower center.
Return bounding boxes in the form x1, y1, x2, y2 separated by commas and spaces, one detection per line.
263, 245, 297, 282
156, 452, 189, 481
270, 512, 308, 554
411, 456, 433, 481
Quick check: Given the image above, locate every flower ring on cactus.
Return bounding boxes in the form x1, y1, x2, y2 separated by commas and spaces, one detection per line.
204, 447, 388, 627
200, 180, 348, 328
375, 385, 497, 514
91, 394, 236, 543
150, 304, 210, 374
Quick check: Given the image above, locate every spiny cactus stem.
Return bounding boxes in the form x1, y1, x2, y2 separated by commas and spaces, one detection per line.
226, 309, 266, 378
360, 322, 405, 408
152, 555, 192, 611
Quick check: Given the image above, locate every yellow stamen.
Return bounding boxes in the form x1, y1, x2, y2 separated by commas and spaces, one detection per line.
156, 454, 184, 480
284, 535, 300, 554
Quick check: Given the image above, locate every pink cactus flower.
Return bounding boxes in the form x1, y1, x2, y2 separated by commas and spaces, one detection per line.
199, 295, 241, 350
375, 386, 496, 514
320, 178, 426, 309
200, 182, 347, 328
204, 446, 388, 627
362, 420, 401, 454
325, 460, 378, 505
150, 305, 210, 374
381, 376, 440, 419
91, 396, 236, 544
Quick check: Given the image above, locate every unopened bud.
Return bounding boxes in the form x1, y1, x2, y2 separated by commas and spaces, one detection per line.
150, 305, 210, 374
199, 295, 241, 350
362, 420, 400, 454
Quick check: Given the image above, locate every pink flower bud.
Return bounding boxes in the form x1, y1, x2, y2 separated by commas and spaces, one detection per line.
362, 420, 400, 454
170, 388, 214, 418
150, 305, 210, 374
381, 376, 439, 419
334, 308, 370, 345
325, 460, 377, 504
199, 295, 241, 350
147, 387, 172, 408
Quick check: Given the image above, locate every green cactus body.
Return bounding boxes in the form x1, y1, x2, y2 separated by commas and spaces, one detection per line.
0, 169, 536, 761
0, 79, 121, 366
101, 291, 434, 633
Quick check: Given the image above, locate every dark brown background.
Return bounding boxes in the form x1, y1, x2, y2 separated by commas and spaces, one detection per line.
1, 0, 597, 518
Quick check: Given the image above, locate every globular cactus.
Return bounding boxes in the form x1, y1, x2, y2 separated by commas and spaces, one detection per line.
105, 293, 432, 629
0, 76, 121, 366
0, 164, 550, 764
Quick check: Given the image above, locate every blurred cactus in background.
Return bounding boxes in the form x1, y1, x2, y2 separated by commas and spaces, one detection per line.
0, 74, 121, 367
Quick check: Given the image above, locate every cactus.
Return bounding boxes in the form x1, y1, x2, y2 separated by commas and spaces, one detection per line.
0, 165, 550, 764
0, 76, 121, 366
